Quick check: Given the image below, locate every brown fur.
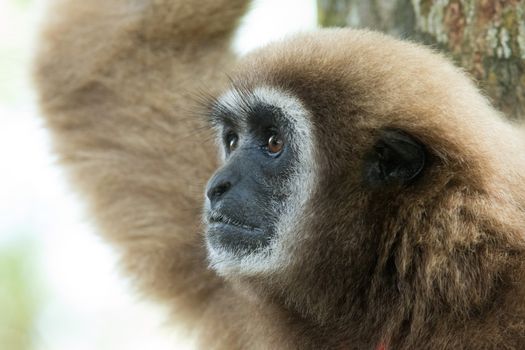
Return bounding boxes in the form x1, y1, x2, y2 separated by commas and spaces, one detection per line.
34, 1, 525, 349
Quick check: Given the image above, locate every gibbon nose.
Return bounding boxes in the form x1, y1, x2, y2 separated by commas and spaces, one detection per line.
206, 180, 231, 203
206, 169, 237, 205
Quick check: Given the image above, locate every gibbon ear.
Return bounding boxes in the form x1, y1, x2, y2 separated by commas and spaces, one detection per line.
363, 129, 426, 187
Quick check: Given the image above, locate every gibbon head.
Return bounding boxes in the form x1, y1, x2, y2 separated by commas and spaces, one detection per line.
203, 29, 525, 322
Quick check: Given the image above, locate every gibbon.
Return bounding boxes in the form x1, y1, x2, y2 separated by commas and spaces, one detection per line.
34, 0, 525, 349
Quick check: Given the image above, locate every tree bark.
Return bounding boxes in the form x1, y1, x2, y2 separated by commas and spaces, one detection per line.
318, 0, 525, 121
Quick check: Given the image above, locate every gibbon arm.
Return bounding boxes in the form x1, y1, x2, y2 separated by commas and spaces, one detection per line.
34, 0, 250, 318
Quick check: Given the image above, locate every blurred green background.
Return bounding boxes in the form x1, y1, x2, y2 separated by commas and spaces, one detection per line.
0, 237, 41, 350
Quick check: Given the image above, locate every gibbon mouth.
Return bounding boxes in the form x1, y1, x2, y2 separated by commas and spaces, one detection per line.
206, 211, 271, 253
207, 212, 261, 232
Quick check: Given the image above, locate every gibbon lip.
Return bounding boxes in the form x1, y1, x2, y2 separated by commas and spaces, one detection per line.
207, 211, 260, 232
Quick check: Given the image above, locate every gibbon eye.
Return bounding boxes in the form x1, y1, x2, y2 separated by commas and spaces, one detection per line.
267, 134, 284, 155
225, 132, 238, 152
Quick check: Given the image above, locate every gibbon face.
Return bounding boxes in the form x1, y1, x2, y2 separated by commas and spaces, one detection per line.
204, 87, 316, 274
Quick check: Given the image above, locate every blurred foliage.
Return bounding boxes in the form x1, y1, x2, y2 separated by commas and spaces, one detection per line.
0, 237, 42, 350
1, 1, 42, 347
12, 0, 33, 9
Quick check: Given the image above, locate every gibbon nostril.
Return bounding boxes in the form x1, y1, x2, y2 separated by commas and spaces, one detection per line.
207, 180, 232, 203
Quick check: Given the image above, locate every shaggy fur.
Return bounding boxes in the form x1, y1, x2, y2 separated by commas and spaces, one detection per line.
34, 0, 525, 349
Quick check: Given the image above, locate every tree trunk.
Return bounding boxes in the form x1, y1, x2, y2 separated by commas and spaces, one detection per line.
317, 0, 525, 121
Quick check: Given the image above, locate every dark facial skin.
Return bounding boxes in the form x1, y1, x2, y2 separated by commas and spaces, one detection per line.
205, 103, 296, 255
